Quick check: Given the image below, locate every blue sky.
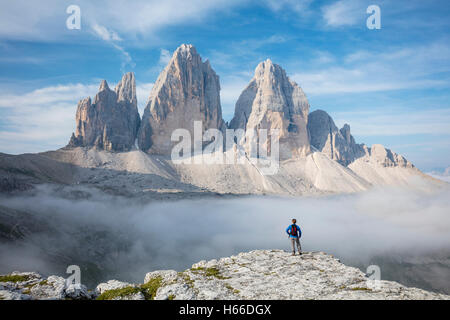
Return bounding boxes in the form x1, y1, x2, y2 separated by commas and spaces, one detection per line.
0, 0, 449, 171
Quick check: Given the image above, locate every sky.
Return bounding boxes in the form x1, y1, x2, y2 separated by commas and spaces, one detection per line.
0, 0, 449, 171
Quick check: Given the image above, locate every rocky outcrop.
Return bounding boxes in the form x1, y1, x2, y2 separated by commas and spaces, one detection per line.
0, 271, 90, 300
1, 250, 448, 300
364, 144, 414, 168
138, 44, 225, 155
68, 72, 140, 152
229, 59, 310, 160
308, 110, 413, 168
307, 110, 367, 165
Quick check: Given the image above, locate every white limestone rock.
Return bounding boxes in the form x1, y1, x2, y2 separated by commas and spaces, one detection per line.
146, 250, 449, 300
229, 59, 310, 160
0, 290, 32, 300
138, 44, 226, 155
94, 279, 145, 300
307, 109, 366, 165
68, 72, 141, 152
28, 275, 66, 300
95, 279, 134, 295
65, 283, 90, 300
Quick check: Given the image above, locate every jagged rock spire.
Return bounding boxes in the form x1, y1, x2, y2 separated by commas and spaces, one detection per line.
307, 110, 366, 165
308, 109, 413, 168
138, 44, 225, 155
68, 72, 140, 152
229, 59, 310, 159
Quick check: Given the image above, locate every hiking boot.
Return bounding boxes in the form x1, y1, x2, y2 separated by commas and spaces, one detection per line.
292, 252, 295, 256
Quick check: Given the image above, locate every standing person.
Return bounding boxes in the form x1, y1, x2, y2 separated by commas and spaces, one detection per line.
286, 219, 302, 256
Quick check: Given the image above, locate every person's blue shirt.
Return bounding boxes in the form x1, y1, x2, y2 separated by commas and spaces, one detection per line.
286, 224, 302, 238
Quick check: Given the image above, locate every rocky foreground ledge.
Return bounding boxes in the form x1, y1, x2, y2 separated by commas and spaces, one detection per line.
1, 250, 448, 300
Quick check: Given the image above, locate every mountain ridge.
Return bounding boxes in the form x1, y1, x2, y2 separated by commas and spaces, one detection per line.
1, 250, 448, 300
0, 43, 445, 196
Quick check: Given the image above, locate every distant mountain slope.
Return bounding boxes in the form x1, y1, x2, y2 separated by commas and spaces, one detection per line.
0, 44, 444, 196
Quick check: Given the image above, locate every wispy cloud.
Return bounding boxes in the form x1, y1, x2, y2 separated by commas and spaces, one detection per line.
90, 23, 135, 72
263, 0, 314, 16
321, 0, 368, 27
0, 81, 153, 154
91, 24, 122, 42
291, 40, 450, 94
332, 108, 450, 136
159, 49, 172, 65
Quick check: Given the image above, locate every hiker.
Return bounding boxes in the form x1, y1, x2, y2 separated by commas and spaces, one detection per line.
286, 219, 302, 256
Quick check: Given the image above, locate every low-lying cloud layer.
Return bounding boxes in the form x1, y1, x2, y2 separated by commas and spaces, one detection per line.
0, 185, 449, 290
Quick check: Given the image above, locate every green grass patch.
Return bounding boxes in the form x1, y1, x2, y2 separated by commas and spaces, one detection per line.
0, 274, 32, 283
96, 276, 164, 301
38, 280, 48, 286
224, 283, 240, 295
180, 272, 195, 287
191, 267, 230, 280
140, 276, 163, 300
350, 287, 372, 291
96, 286, 142, 300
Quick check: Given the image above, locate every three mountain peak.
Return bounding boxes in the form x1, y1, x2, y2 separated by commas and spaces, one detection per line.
68, 44, 411, 169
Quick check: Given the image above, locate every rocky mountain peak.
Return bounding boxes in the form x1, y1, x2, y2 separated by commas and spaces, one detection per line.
138, 44, 225, 155
67, 72, 140, 152
308, 110, 414, 168
115, 72, 137, 106
230, 60, 310, 159
98, 80, 110, 92
368, 144, 413, 168
307, 110, 366, 166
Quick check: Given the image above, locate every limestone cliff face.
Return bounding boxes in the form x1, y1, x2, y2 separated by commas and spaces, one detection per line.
68, 72, 140, 152
229, 59, 310, 160
366, 144, 414, 168
307, 110, 367, 166
308, 110, 413, 168
138, 44, 225, 155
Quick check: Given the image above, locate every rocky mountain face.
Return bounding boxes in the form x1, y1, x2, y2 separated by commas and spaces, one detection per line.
308, 110, 367, 165
308, 110, 413, 168
1, 250, 448, 300
138, 44, 226, 155
229, 59, 310, 160
68, 72, 140, 152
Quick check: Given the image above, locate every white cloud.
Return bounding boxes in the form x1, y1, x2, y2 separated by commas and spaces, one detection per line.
220, 76, 251, 121
264, 0, 314, 16
332, 108, 450, 136
159, 49, 172, 65
92, 24, 122, 42
2, 185, 450, 286
322, 0, 367, 27
291, 41, 450, 94
427, 172, 450, 184
0, 0, 244, 41
0, 81, 153, 155
136, 82, 154, 115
